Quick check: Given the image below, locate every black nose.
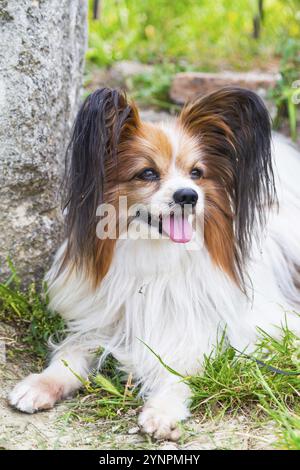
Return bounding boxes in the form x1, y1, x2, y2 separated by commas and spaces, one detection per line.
173, 188, 198, 207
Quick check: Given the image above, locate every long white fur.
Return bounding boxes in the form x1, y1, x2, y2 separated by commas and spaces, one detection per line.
9, 130, 300, 440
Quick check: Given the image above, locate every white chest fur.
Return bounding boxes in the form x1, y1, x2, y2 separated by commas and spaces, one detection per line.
86, 239, 250, 392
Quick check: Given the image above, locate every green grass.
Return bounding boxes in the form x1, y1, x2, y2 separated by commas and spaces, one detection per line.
87, 0, 300, 70
188, 325, 300, 418
1, 263, 300, 448
187, 327, 300, 450
64, 356, 142, 422
268, 38, 300, 141
0, 260, 65, 360
267, 406, 300, 449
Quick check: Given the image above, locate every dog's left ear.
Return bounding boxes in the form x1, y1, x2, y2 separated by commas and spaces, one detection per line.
180, 87, 276, 264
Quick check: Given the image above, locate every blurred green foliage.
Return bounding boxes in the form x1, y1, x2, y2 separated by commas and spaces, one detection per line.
131, 63, 182, 111
87, 0, 300, 70
269, 38, 300, 140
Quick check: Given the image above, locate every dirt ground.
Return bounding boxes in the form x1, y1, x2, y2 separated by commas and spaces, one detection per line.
0, 363, 278, 450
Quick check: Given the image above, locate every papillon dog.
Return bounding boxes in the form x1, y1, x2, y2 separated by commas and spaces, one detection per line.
9, 87, 300, 441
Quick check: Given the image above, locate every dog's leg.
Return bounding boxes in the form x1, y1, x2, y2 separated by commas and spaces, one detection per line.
138, 380, 191, 441
9, 342, 93, 413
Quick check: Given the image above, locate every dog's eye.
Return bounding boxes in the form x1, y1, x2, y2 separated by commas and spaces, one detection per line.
190, 168, 204, 180
138, 168, 160, 181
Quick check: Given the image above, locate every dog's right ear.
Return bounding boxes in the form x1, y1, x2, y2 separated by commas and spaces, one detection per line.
63, 88, 140, 271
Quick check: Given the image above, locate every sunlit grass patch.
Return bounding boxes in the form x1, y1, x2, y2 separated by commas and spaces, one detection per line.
268, 407, 300, 450
188, 325, 300, 419
187, 326, 300, 449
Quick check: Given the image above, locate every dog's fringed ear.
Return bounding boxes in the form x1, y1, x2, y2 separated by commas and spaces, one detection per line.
63, 88, 140, 276
180, 87, 277, 282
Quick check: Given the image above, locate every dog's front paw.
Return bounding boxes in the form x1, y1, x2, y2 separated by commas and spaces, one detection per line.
8, 373, 63, 414
138, 406, 181, 441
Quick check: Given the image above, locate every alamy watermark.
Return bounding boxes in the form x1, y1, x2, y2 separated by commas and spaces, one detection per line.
95, 196, 204, 251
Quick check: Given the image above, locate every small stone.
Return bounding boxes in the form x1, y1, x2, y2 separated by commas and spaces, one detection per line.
110, 61, 153, 81
159, 442, 178, 450
139, 109, 171, 123
127, 426, 139, 435
170, 71, 279, 105
126, 408, 138, 416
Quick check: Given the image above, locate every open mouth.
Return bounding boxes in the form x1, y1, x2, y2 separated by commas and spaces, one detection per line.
136, 210, 193, 244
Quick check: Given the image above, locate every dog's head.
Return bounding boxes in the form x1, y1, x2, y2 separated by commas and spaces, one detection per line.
63, 87, 276, 288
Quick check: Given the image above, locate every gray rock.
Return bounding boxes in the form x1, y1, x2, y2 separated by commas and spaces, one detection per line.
170, 71, 280, 104
139, 108, 171, 123
87, 61, 154, 92
0, 0, 87, 284
109, 60, 153, 84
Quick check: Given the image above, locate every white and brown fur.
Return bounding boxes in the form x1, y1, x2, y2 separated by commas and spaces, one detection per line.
9, 87, 300, 440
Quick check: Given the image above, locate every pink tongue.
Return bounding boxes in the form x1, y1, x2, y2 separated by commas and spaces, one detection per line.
162, 215, 193, 243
